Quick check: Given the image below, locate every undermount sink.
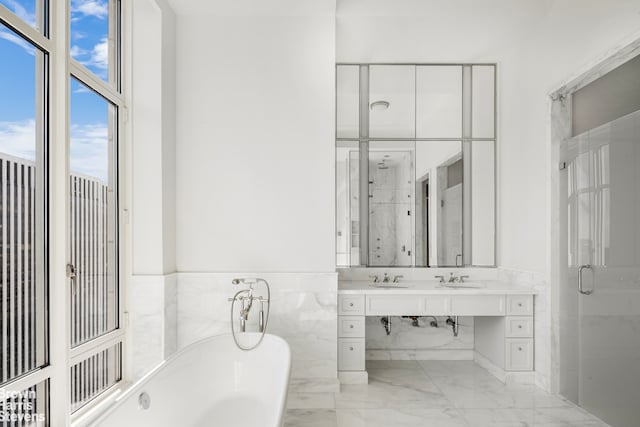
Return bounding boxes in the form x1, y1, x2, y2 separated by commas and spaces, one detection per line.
437, 282, 484, 289
369, 284, 409, 289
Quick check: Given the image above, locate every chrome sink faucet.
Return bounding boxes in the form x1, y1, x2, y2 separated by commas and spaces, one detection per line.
382, 273, 391, 283
447, 272, 470, 283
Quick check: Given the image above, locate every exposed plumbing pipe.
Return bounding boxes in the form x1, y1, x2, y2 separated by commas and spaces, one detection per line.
446, 316, 459, 337
380, 316, 391, 335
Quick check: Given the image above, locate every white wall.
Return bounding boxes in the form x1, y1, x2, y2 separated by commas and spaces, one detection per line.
129, 0, 178, 379
168, 0, 339, 383
337, 0, 640, 275
131, 0, 176, 275
174, 1, 336, 273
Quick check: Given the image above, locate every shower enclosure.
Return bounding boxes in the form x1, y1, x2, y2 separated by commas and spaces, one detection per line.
556, 49, 640, 427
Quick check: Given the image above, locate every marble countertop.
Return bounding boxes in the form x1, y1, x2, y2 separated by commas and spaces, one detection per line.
338, 280, 537, 295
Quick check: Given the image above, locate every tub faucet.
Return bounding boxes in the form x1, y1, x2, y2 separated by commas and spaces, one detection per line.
230, 278, 269, 332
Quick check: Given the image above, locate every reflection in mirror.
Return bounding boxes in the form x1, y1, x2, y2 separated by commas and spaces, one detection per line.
415, 142, 463, 267
369, 65, 415, 138
368, 142, 414, 266
336, 142, 360, 266
335, 63, 496, 268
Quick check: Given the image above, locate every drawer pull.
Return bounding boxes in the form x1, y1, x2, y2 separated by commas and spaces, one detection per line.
518, 303, 523, 307
349, 347, 354, 351
518, 347, 523, 351
349, 303, 354, 307
518, 325, 523, 329
349, 325, 354, 329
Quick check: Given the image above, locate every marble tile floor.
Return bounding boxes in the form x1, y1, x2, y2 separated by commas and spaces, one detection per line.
284, 361, 609, 427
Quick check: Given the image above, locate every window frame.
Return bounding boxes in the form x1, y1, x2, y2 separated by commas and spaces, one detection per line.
0, 0, 129, 425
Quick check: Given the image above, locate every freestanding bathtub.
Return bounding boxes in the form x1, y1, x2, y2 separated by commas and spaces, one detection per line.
89, 333, 291, 427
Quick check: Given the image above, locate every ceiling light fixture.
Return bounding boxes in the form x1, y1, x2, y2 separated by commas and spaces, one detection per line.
370, 100, 390, 111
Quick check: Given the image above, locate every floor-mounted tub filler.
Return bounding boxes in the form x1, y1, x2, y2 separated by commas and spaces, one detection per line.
88, 333, 291, 427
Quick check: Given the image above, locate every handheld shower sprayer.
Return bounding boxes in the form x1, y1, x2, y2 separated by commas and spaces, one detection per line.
229, 277, 271, 351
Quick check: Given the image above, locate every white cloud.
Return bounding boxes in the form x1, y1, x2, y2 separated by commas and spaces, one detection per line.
70, 123, 109, 183
0, 119, 110, 183
0, 29, 36, 56
1, 0, 36, 26
0, 119, 36, 162
70, 44, 87, 59
71, 0, 108, 19
90, 38, 109, 70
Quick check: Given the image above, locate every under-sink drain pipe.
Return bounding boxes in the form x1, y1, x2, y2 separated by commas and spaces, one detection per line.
446, 316, 459, 337
380, 316, 391, 335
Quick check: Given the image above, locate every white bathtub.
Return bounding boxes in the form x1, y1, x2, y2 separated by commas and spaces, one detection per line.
89, 333, 291, 427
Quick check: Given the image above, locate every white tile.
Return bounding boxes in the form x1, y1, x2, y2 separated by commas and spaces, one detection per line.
284, 409, 338, 427
287, 393, 335, 409
336, 408, 468, 427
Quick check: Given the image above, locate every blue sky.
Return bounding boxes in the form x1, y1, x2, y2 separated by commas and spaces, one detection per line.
0, 0, 111, 182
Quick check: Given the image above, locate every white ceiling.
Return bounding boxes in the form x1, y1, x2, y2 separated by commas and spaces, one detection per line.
165, 0, 335, 16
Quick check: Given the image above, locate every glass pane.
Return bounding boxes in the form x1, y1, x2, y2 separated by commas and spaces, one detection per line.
470, 140, 495, 266
369, 141, 414, 266
71, 342, 121, 412
70, 0, 118, 86
0, 378, 49, 425
0, 0, 47, 35
336, 142, 359, 266
336, 66, 359, 139
0, 23, 47, 384
369, 66, 415, 138
416, 66, 462, 138
472, 65, 495, 138
415, 141, 463, 267
69, 77, 118, 347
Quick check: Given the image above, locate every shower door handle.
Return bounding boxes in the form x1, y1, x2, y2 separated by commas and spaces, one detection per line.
578, 264, 593, 295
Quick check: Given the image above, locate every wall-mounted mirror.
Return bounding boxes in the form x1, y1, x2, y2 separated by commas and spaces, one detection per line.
336, 64, 496, 268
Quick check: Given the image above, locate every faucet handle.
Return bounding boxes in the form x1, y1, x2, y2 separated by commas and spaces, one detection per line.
393, 275, 404, 283
434, 275, 445, 283
369, 274, 380, 283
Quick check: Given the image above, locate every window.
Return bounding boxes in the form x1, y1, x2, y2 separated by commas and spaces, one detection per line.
0, 0, 124, 423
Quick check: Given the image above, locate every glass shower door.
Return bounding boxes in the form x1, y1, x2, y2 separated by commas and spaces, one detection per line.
563, 109, 640, 427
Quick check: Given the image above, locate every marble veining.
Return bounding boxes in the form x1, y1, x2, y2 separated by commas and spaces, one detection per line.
129, 274, 178, 380
177, 272, 338, 380
284, 360, 609, 427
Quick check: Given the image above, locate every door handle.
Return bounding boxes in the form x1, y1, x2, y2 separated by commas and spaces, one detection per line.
456, 254, 462, 267
578, 264, 593, 295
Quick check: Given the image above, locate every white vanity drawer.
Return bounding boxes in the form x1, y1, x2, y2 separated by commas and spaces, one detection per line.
505, 338, 534, 371
339, 295, 365, 315
506, 295, 533, 316
505, 316, 533, 337
424, 296, 450, 315
338, 338, 365, 371
338, 316, 365, 338
451, 295, 505, 316
366, 295, 424, 315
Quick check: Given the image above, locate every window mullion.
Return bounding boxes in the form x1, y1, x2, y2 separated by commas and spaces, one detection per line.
0, 5, 53, 52
69, 60, 124, 107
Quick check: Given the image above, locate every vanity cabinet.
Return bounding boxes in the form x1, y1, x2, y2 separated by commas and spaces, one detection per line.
337, 289, 535, 384
475, 295, 534, 373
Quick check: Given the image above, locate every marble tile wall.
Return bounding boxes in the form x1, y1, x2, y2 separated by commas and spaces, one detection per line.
129, 274, 178, 380
176, 272, 338, 381
365, 316, 474, 360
